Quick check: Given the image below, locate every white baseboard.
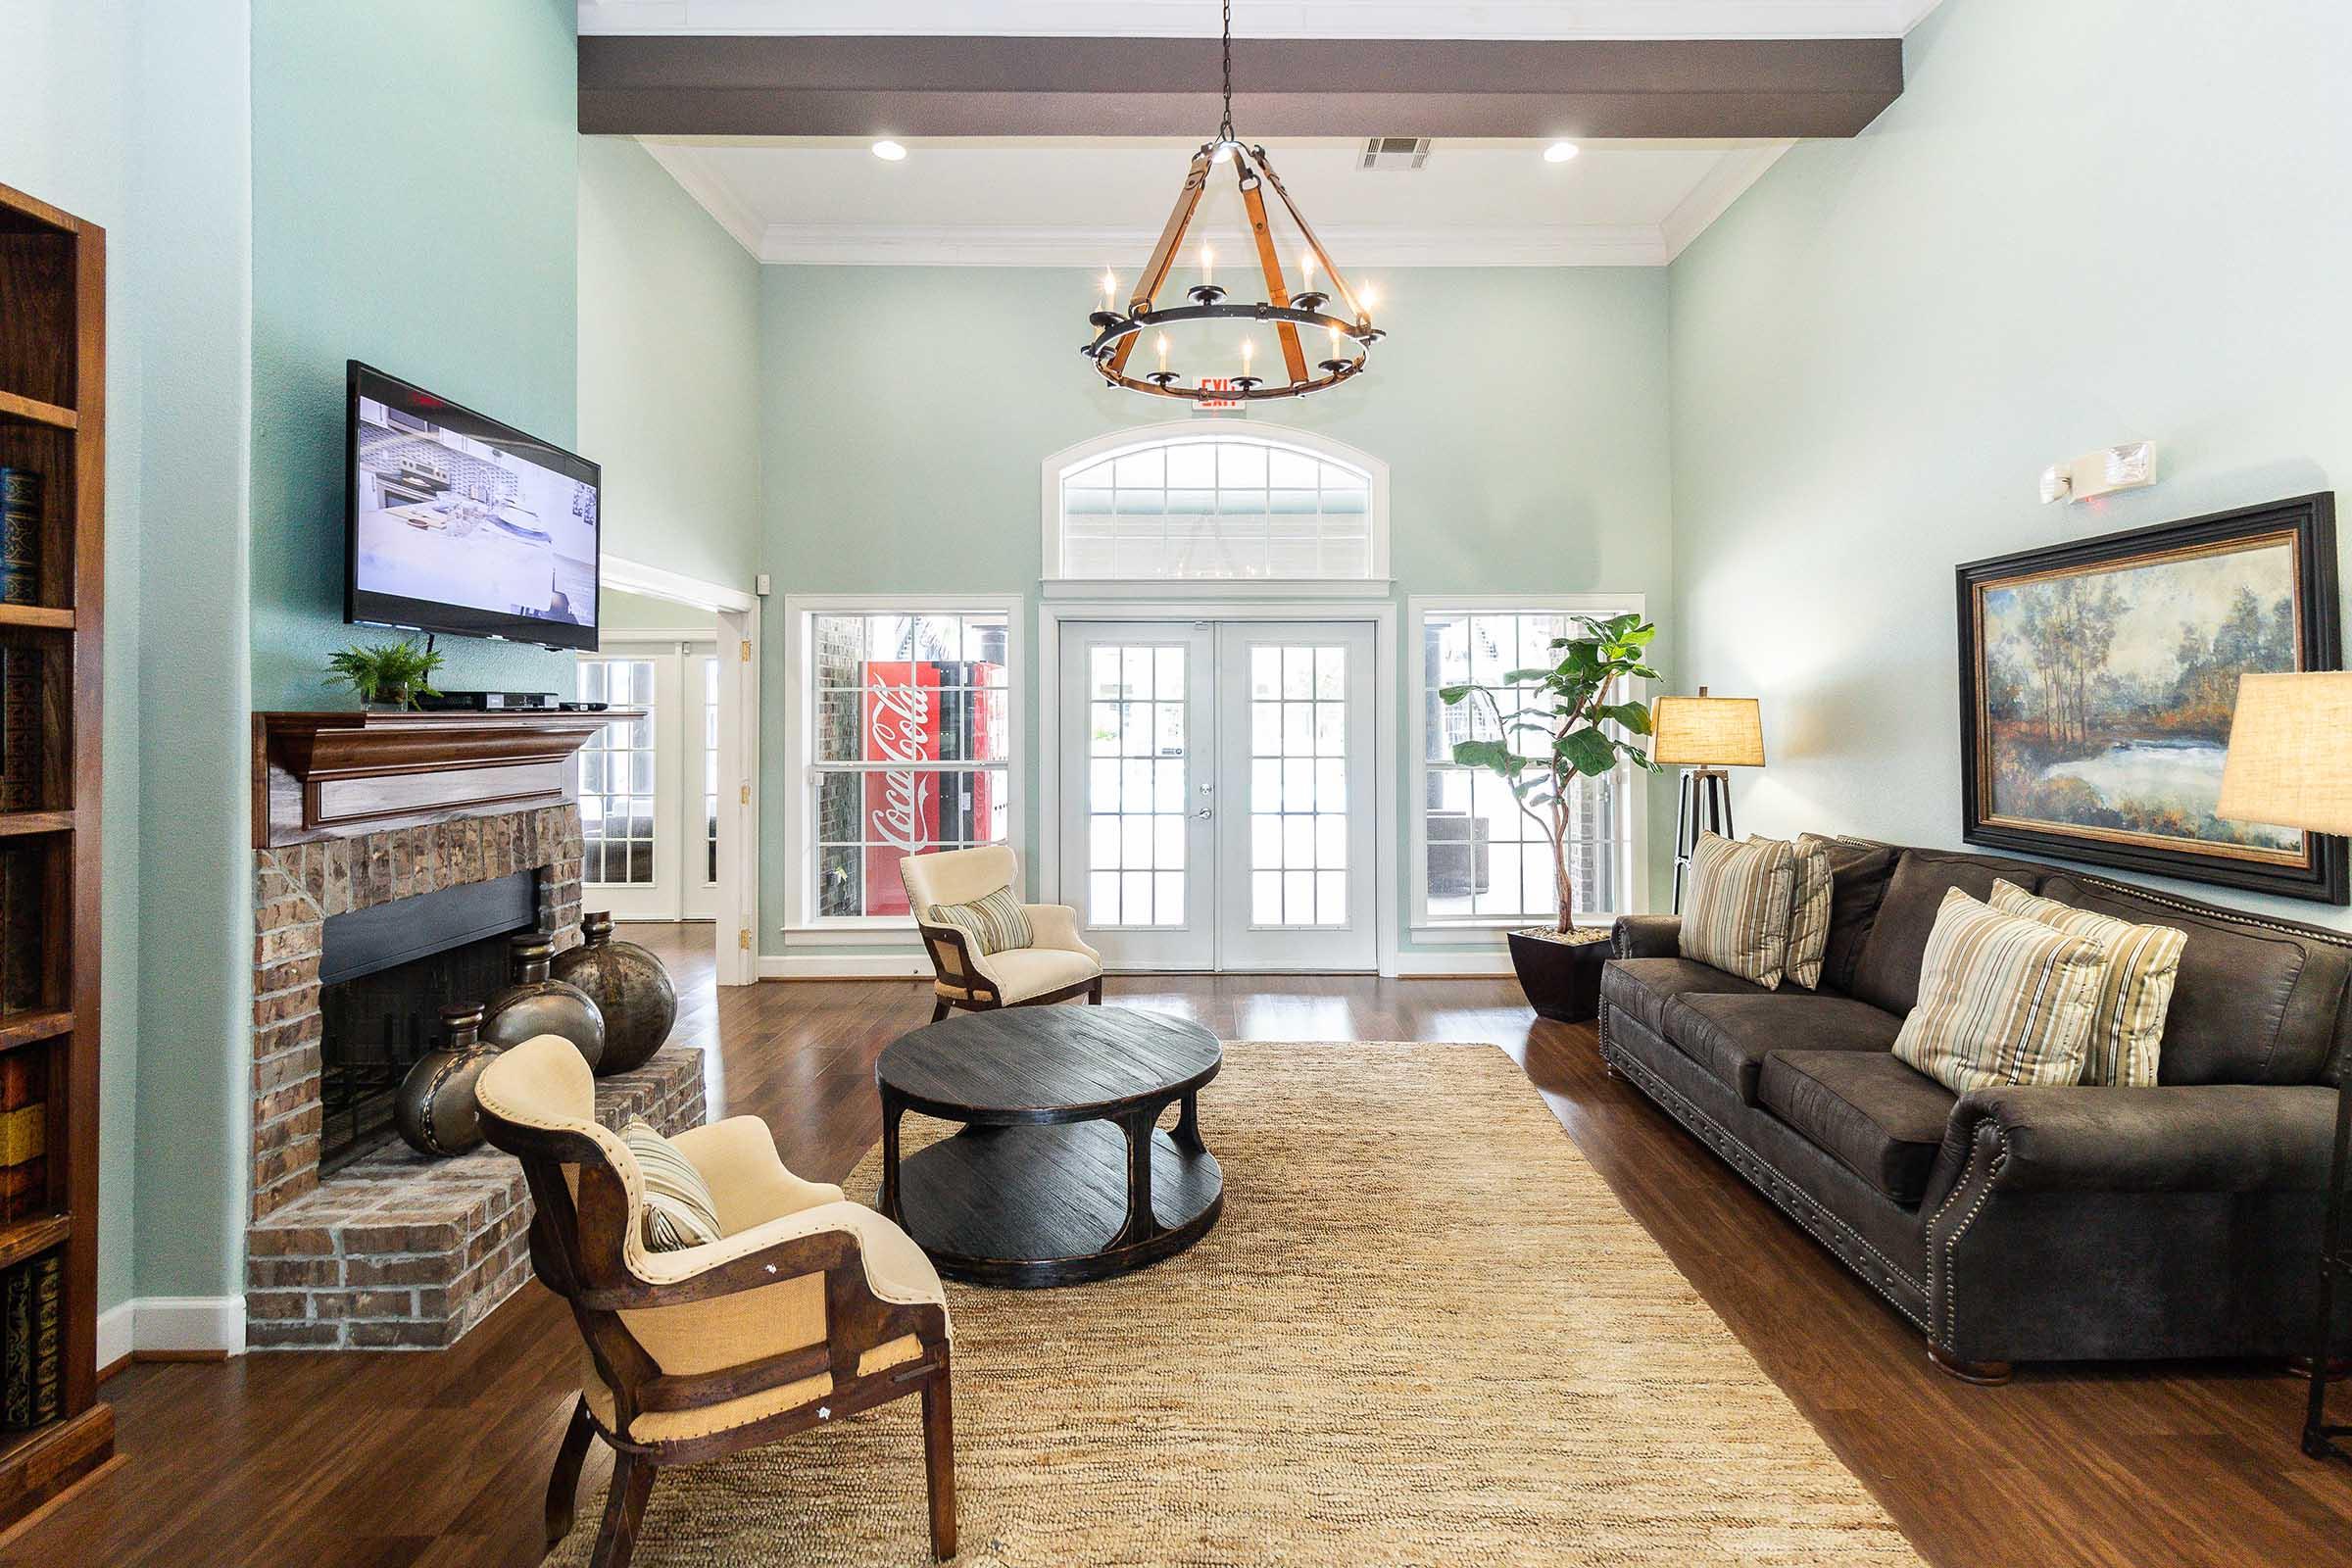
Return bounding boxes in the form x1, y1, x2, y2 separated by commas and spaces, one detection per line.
1388, 952, 1517, 977
758, 953, 934, 980
98, 1295, 247, 1363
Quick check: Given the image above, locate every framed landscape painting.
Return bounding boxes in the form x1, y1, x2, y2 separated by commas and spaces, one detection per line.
1958, 493, 2344, 903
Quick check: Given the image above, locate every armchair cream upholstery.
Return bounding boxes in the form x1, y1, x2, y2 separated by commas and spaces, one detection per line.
474, 1036, 957, 1567
900, 845, 1104, 1017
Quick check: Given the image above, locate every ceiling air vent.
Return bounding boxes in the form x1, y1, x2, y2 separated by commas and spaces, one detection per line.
1357, 137, 1432, 172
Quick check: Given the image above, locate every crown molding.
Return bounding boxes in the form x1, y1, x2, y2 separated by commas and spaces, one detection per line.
639, 140, 764, 257
754, 221, 1673, 268
581, 1, 1943, 41
1659, 140, 1793, 259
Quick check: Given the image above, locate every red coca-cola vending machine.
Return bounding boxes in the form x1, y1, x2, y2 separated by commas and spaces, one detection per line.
860, 660, 1003, 914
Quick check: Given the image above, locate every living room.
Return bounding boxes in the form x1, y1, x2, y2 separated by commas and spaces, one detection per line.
4, 1, 2351, 1564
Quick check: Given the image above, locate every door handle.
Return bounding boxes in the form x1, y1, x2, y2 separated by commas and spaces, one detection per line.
1195, 808, 1213, 819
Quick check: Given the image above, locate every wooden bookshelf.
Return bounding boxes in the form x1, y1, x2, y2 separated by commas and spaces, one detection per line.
0, 178, 112, 1528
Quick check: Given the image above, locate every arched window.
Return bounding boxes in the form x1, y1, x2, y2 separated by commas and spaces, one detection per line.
1044, 424, 1389, 582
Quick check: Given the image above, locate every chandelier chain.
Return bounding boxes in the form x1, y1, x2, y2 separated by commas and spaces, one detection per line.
1218, 0, 1236, 144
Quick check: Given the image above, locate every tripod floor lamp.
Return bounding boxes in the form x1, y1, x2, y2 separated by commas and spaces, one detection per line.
2214, 671, 2352, 1465
1651, 688, 1766, 913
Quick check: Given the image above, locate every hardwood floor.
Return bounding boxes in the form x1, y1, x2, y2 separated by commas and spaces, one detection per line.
9, 927, 2348, 1566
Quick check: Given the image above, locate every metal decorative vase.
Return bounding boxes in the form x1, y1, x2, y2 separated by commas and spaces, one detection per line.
480, 930, 606, 1069
393, 1004, 495, 1158
550, 910, 677, 1077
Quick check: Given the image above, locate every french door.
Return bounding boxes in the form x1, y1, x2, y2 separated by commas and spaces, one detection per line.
577, 640, 721, 921
1057, 620, 1377, 971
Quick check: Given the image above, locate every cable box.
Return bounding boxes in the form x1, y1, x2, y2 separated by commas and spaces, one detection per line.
412, 691, 562, 711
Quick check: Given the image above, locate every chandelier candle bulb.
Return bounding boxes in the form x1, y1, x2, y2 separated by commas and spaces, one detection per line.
1157, 333, 1170, 373
1201, 242, 1214, 287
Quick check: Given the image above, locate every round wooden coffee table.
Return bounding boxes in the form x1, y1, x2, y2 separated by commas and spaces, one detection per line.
875, 1006, 1224, 1288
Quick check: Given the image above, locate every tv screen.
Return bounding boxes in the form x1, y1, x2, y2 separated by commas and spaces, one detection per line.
345, 361, 600, 651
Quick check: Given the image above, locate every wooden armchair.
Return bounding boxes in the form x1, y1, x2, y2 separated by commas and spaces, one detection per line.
901, 845, 1103, 1021
474, 1036, 956, 1568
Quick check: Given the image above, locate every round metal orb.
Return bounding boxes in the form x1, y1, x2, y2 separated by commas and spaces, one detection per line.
481, 931, 606, 1069
394, 1005, 495, 1158
551, 911, 677, 1077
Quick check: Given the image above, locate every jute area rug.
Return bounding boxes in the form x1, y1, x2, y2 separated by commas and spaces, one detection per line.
549, 1042, 1918, 1567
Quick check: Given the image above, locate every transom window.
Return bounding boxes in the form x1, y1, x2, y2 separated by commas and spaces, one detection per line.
1048, 426, 1388, 582
1413, 599, 1645, 929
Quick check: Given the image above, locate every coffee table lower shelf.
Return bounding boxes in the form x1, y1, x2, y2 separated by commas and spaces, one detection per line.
882, 1121, 1224, 1289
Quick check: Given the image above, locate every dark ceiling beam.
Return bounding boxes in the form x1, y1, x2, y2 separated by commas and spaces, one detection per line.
577, 35, 1903, 140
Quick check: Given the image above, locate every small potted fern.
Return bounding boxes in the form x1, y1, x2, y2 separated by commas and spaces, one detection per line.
325, 636, 446, 711
1439, 612, 1661, 1021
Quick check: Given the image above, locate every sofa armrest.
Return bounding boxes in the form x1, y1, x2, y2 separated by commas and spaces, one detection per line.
1611, 914, 1682, 959
1928, 1084, 2339, 1204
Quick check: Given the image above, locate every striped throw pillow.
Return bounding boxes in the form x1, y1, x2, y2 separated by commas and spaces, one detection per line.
1989, 879, 2185, 1088
1785, 834, 1836, 991
1892, 889, 2111, 1095
928, 885, 1034, 956
1679, 833, 1799, 989
620, 1119, 724, 1251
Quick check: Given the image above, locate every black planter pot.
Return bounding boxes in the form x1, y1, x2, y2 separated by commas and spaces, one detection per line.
1506, 928, 1612, 1023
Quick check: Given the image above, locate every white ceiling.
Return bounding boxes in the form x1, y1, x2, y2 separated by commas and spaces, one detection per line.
580, 1, 1947, 40
644, 136, 1796, 267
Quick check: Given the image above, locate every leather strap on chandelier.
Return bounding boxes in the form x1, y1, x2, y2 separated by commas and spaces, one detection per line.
1081, 0, 1384, 405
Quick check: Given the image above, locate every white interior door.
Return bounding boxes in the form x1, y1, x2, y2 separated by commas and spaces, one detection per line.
1215, 622, 1378, 970
1057, 618, 1377, 972
577, 644, 683, 921
1059, 623, 1217, 969
682, 642, 720, 921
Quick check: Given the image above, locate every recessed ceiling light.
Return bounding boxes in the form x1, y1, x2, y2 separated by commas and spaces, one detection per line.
871, 139, 907, 162
1544, 141, 1581, 164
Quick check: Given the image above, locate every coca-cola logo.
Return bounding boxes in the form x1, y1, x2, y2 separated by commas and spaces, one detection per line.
866, 675, 934, 854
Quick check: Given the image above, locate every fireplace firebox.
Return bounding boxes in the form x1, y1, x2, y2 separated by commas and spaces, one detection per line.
317, 870, 538, 1168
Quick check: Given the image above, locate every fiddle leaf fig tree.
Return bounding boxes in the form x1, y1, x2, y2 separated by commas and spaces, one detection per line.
1439, 612, 1661, 935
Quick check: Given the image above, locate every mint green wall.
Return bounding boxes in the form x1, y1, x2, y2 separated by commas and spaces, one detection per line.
757, 266, 1678, 957
579, 138, 762, 591
1668, 0, 2352, 932
601, 587, 715, 635
250, 0, 580, 711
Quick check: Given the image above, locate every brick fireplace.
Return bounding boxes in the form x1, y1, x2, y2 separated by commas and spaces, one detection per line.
244, 709, 699, 1348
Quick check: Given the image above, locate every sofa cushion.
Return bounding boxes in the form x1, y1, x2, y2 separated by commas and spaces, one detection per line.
1990, 878, 2185, 1088
1599, 957, 1764, 1037
1848, 848, 2057, 1016
1659, 991, 1904, 1104
2039, 875, 2352, 1086
1819, 838, 1900, 996
1785, 835, 1836, 991
1679, 833, 1799, 988
1758, 1051, 1958, 1205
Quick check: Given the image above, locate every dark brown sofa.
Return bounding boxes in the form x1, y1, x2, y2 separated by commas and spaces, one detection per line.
1601, 839, 2352, 1382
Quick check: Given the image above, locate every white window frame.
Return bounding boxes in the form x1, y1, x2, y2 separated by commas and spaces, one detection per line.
782, 593, 1026, 933
1408, 594, 1649, 943
1040, 420, 1392, 590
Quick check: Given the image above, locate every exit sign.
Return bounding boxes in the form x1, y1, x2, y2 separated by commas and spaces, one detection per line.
1193, 376, 1245, 413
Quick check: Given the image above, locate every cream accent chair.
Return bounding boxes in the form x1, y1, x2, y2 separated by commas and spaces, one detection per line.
474, 1036, 956, 1568
901, 845, 1103, 1022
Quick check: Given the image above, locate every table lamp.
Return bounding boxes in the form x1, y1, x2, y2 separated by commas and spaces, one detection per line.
1650, 686, 1765, 912
2217, 671, 2352, 1461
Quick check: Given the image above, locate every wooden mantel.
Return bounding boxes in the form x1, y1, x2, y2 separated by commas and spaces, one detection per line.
251, 709, 641, 848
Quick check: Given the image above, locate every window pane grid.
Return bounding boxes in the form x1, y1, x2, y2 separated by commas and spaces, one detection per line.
1061, 439, 1373, 580
701, 656, 719, 887
1423, 610, 1633, 922
577, 658, 658, 887
808, 610, 1012, 918
1249, 643, 1348, 927
1085, 642, 1188, 928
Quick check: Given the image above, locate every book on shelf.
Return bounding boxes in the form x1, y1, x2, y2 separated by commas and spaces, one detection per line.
0, 1250, 60, 1432
0, 468, 36, 608
0, 1052, 42, 1223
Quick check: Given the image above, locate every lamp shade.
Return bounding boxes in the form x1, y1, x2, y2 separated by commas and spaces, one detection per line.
2216, 671, 2352, 835
1650, 691, 1765, 767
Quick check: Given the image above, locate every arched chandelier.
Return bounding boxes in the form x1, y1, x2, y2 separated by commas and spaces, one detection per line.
1082, 0, 1384, 405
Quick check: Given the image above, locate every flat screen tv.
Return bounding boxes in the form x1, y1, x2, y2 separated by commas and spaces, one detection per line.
345, 361, 600, 652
